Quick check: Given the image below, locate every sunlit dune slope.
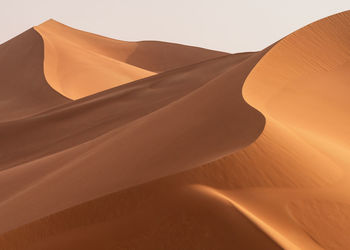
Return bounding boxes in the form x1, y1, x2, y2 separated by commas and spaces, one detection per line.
35, 20, 227, 99
35, 20, 154, 99
233, 10, 350, 249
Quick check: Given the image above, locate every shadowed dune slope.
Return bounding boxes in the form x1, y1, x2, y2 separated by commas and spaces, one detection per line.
34, 20, 227, 99
0, 28, 69, 121
0, 20, 275, 250
0, 47, 269, 241
0, 52, 255, 170
0, 183, 281, 250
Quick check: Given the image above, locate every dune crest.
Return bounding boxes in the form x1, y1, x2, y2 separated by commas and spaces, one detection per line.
35, 20, 155, 99
34, 19, 227, 99
235, 10, 350, 249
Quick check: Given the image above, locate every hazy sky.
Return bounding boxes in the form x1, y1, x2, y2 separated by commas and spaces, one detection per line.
1, 0, 349, 53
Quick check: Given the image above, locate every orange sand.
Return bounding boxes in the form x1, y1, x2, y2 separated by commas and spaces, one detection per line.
34, 20, 226, 99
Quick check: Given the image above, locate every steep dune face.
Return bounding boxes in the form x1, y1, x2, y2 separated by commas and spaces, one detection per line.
35, 20, 155, 99
0, 28, 69, 121
244, 11, 350, 148
34, 20, 227, 99
234, 10, 350, 249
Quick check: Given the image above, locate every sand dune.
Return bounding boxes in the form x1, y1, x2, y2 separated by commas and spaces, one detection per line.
236, 10, 350, 249
1, 10, 350, 250
0, 28, 68, 121
0, 46, 268, 236
35, 20, 226, 99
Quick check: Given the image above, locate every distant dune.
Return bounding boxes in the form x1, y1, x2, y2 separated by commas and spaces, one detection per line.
35, 20, 227, 99
0, 10, 350, 250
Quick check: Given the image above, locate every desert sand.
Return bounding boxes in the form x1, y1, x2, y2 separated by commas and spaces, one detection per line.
35, 20, 227, 99
0, 10, 350, 250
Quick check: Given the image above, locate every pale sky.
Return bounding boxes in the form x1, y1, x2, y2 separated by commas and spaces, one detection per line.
1, 0, 349, 53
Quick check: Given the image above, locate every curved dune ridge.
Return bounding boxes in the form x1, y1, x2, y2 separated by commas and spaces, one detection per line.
0, 28, 69, 121
0, 10, 350, 250
34, 19, 227, 99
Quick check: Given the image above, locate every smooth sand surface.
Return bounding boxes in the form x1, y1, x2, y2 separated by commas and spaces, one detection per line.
1, 10, 350, 250
0, 28, 69, 121
234, 10, 350, 249
34, 20, 227, 99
